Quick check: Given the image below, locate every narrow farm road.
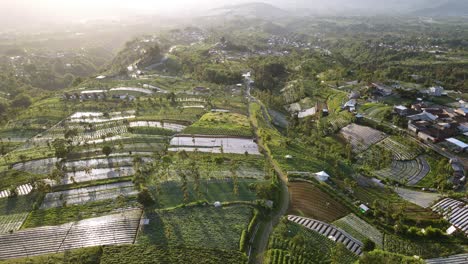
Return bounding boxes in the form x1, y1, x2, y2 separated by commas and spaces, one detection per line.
245, 78, 290, 264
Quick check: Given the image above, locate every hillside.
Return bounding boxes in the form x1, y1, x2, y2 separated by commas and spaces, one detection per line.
208, 2, 290, 20
412, 0, 468, 17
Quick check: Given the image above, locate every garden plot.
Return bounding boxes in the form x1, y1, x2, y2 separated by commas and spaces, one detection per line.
0, 213, 29, 234
341, 124, 387, 152
431, 198, 468, 236
76, 125, 128, 142
332, 213, 383, 248
377, 137, 422, 161
374, 156, 430, 185
139, 205, 252, 250
62, 167, 134, 184
65, 157, 152, 171
0, 209, 141, 260
288, 215, 363, 256
68, 111, 136, 123
169, 136, 260, 155
13, 157, 58, 174
40, 181, 137, 209
426, 253, 468, 264
129, 121, 186, 132
394, 188, 441, 208
0, 184, 33, 199
289, 181, 350, 222
110, 87, 153, 94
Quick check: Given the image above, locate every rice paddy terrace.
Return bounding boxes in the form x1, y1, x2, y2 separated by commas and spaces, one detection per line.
0, 74, 267, 262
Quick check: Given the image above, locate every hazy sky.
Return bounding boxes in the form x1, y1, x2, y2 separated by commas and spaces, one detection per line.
0, 0, 445, 30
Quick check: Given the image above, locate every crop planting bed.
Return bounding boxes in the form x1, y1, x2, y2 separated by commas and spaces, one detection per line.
288, 181, 350, 222
0, 209, 141, 260
266, 221, 357, 264
0, 213, 29, 234
68, 111, 136, 123
426, 253, 468, 264
65, 157, 152, 171
0, 184, 33, 199
377, 137, 422, 161
151, 178, 260, 208
139, 205, 252, 250
288, 215, 363, 255
62, 167, 134, 184
374, 156, 429, 185
13, 157, 58, 174
394, 188, 441, 208
431, 198, 468, 236
332, 213, 383, 248
129, 121, 186, 132
341, 124, 387, 152
169, 136, 260, 155
40, 181, 137, 209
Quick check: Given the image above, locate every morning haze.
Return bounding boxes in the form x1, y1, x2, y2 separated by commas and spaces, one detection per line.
0, 0, 466, 264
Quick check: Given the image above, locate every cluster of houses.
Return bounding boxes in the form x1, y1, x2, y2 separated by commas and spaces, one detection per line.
393, 101, 468, 146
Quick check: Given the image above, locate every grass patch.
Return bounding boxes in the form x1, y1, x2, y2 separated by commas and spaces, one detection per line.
183, 112, 253, 137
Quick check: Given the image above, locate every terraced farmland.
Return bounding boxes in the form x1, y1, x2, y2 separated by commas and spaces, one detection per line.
266, 220, 358, 264
377, 137, 423, 161
40, 181, 137, 209
62, 167, 134, 184
0, 213, 29, 234
169, 136, 260, 155
374, 156, 430, 185
289, 181, 350, 222
332, 213, 384, 248
0, 210, 142, 260
341, 124, 387, 152
426, 253, 468, 264
0, 184, 33, 199
288, 215, 363, 256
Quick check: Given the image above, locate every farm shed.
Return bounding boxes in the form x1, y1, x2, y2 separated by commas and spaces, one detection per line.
446, 138, 468, 152
359, 204, 370, 214
315, 171, 330, 182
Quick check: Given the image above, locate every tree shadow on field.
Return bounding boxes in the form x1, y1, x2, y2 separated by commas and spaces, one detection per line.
141, 211, 168, 247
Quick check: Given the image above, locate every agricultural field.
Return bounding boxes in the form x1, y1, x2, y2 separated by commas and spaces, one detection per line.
138, 205, 253, 250
374, 156, 430, 185
377, 137, 424, 161
169, 136, 261, 155
0, 193, 38, 234
340, 124, 387, 152
359, 103, 393, 121
288, 181, 350, 222
333, 213, 384, 248
183, 112, 253, 137
149, 178, 262, 208
394, 188, 441, 208
0, 210, 142, 260
40, 181, 137, 209
265, 220, 358, 264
